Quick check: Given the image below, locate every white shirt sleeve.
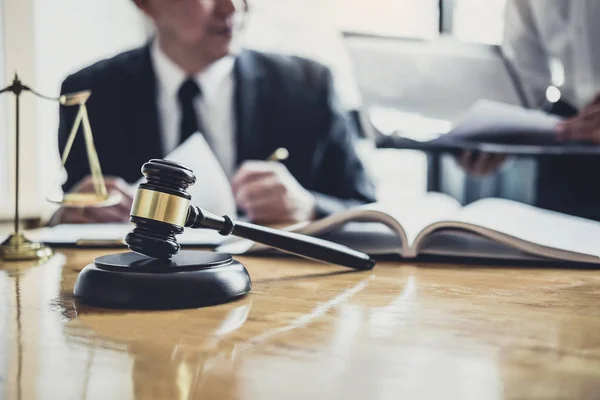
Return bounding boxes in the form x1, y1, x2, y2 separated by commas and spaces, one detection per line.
501, 0, 552, 108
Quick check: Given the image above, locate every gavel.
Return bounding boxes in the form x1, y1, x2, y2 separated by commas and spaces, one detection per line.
124, 159, 375, 271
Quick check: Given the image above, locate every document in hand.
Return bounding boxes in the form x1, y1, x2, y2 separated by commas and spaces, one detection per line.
216, 193, 600, 265
389, 100, 600, 156
28, 223, 226, 247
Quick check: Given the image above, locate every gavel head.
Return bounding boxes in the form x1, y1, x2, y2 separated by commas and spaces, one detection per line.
125, 159, 196, 259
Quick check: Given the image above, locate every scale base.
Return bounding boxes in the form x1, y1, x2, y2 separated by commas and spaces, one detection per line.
73, 251, 252, 310
0, 233, 53, 261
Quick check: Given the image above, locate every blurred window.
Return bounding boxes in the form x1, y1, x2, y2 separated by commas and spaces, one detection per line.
451, 0, 507, 44
335, 0, 439, 39
334, 0, 507, 45
0, 0, 146, 218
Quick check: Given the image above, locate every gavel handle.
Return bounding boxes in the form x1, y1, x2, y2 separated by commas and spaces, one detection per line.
187, 207, 375, 271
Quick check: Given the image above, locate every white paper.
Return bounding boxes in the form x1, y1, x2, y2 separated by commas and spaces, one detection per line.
30, 223, 226, 247
373, 194, 462, 246
448, 100, 562, 140
454, 198, 600, 258
138, 132, 237, 218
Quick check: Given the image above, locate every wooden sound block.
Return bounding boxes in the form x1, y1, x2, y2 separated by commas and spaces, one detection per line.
73, 251, 251, 310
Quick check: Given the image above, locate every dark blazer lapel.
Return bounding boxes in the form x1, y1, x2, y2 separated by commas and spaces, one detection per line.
234, 50, 268, 164
127, 42, 163, 158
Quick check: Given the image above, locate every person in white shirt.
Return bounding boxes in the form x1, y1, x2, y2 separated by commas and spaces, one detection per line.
503, 0, 600, 116
460, 0, 600, 220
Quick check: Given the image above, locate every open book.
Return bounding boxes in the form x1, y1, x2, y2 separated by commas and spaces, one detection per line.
216, 193, 600, 265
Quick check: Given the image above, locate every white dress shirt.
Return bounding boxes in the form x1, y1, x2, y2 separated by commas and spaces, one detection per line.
151, 40, 237, 177
502, 0, 600, 110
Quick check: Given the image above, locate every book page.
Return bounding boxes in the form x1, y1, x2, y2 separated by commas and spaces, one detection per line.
215, 206, 410, 256
416, 198, 600, 262
377, 193, 461, 249
417, 229, 552, 262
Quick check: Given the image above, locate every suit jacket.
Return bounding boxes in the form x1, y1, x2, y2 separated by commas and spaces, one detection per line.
534, 102, 600, 221
58, 44, 376, 218
535, 155, 600, 221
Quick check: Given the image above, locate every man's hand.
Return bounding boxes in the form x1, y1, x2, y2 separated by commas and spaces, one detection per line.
456, 150, 508, 177
231, 161, 317, 224
557, 94, 600, 144
49, 176, 134, 225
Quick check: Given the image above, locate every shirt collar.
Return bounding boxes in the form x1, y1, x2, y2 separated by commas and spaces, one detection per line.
151, 39, 235, 103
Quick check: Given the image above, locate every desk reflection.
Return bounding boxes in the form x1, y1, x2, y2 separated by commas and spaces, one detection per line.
2, 250, 600, 399
61, 272, 375, 399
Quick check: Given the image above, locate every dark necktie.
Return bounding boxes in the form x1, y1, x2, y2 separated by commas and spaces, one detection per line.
177, 78, 204, 144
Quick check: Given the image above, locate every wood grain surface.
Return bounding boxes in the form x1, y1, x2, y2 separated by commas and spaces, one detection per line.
1, 248, 599, 399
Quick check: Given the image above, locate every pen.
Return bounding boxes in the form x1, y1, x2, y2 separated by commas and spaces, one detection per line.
267, 147, 289, 162
76, 239, 126, 247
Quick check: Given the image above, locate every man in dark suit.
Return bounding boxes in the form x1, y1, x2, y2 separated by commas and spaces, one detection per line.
52, 0, 375, 224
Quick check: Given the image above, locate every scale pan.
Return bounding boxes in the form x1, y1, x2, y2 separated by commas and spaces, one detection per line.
59, 90, 91, 106
46, 192, 123, 208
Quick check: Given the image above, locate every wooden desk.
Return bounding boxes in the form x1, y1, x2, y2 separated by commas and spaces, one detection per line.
1, 249, 600, 399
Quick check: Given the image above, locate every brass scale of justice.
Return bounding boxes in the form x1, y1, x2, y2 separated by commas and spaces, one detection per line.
0, 74, 122, 261
0, 74, 374, 310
